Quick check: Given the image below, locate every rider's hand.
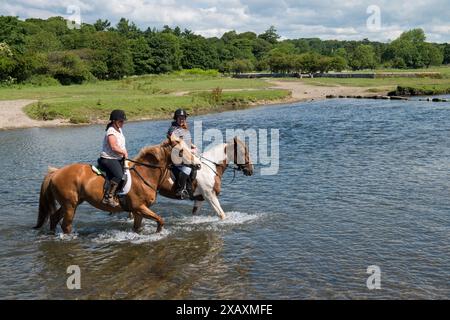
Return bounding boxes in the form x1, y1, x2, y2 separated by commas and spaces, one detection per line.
123, 150, 129, 159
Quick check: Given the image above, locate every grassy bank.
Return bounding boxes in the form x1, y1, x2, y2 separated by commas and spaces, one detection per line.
0, 73, 290, 124
292, 66, 450, 95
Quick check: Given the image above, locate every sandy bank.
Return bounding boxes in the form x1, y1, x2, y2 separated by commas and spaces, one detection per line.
0, 100, 69, 130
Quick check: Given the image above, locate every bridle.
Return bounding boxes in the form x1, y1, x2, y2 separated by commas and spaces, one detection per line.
198, 139, 251, 182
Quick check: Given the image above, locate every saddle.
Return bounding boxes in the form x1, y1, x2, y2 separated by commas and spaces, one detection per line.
91, 160, 133, 211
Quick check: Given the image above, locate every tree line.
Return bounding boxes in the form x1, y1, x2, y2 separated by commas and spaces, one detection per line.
0, 16, 449, 85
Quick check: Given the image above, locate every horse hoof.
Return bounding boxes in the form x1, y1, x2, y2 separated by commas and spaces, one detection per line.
156, 225, 163, 233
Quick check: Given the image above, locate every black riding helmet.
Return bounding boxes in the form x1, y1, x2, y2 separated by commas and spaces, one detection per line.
110, 109, 127, 121
173, 108, 189, 120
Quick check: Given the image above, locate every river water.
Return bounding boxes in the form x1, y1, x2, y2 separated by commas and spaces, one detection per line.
0, 97, 449, 299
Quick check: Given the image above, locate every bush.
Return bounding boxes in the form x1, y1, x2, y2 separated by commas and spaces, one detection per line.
24, 75, 60, 86
48, 51, 94, 85
32, 102, 59, 120
173, 68, 220, 76
69, 115, 89, 124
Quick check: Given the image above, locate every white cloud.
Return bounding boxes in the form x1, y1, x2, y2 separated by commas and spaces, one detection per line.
0, 0, 449, 42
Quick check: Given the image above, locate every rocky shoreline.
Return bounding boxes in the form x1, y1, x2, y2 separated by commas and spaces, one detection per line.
325, 94, 449, 102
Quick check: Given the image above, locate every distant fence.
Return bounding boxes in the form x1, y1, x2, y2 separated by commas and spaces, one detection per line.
232, 72, 441, 79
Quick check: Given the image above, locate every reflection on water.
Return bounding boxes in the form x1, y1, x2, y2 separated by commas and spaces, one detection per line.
0, 97, 450, 299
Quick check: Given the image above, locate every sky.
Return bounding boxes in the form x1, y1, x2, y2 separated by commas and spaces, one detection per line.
1, 0, 449, 43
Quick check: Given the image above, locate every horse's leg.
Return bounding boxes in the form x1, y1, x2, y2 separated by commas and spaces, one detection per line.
61, 204, 77, 234
133, 213, 143, 232
136, 206, 165, 233
50, 207, 64, 232
203, 191, 226, 219
192, 199, 204, 215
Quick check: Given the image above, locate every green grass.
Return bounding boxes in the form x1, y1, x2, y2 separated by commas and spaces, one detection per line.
0, 73, 289, 123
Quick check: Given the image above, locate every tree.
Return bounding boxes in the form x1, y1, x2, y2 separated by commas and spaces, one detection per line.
181, 36, 220, 70
420, 43, 443, 68
258, 26, 280, 44
386, 28, 430, 68
92, 32, 134, 79
252, 38, 272, 59
116, 18, 140, 39
94, 19, 111, 31
349, 44, 377, 70
129, 36, 154, 75
301, 52, 322, 74
25, 31, 62, 52
0, 16, 26, 53
329, 56, 347, 72
443, 44, 450, 64
225, 59, 254, 74
147, 32, 181, 73
0, 43, 16, 81
399, 28, 426, 43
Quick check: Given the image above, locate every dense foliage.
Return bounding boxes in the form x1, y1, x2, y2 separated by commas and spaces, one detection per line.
0, 16, 448, 85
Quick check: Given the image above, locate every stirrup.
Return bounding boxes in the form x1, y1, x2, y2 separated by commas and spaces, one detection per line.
102, 195, 119, 207
176, 188, 189, 200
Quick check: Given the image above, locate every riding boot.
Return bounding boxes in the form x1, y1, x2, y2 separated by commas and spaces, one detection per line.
102, 180, 120, 207
175, 171, 189, 200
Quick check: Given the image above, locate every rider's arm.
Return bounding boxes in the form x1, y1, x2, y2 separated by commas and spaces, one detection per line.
107, 135, 128, 159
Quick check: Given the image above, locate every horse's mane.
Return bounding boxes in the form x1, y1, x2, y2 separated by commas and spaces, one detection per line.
134, 139, 171, 163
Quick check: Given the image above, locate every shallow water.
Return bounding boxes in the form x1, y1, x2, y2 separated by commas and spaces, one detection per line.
0, 96, 449, 299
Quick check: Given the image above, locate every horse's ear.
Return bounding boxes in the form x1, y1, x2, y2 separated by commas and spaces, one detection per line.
169, 133, 180, 147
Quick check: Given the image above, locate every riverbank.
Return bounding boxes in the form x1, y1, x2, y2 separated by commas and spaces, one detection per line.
1, 68, 449, 130
0, 79, 385, 130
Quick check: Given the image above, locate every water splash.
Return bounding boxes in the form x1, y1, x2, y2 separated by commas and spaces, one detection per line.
92, 228, 170, 244
173, 211, 264, 231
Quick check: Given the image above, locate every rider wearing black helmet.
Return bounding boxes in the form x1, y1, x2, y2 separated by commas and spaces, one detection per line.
167, 108, 198, 199
98, 109, 128, 207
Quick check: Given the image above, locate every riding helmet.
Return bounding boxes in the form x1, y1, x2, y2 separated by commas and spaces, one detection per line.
173, 108, 189, 120
109, 109, 127, 121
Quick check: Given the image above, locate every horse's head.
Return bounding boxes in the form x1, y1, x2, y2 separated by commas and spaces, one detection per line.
167, 134, 202, 169
227, 137, 254, 176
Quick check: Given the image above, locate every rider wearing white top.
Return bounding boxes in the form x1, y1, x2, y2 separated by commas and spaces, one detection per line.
98, 109, 128, 207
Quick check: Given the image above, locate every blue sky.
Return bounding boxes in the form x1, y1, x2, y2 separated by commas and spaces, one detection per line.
1, 0, 449, 42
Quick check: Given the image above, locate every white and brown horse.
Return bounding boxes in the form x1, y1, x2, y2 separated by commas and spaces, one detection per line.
158, 137, 254, 219
34, 136, 201, 234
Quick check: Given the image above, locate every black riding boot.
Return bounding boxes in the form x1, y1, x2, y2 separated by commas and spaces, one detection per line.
175, 171, 190, 200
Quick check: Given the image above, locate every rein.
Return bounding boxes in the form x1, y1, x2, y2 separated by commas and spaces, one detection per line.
126, 158, 164, 168
125, 155, 168, 191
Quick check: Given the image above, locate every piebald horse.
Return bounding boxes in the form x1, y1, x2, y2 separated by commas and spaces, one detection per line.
34, 136, 201, 234
158, 137, 254, 219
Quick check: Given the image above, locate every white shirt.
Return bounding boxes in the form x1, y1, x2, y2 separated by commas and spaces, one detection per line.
100, 126, 126, 160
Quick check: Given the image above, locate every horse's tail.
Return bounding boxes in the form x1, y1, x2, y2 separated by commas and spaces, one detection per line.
34, 167, 59, 229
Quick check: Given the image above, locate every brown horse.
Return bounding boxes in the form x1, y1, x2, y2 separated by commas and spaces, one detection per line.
33, 136, 201, 234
